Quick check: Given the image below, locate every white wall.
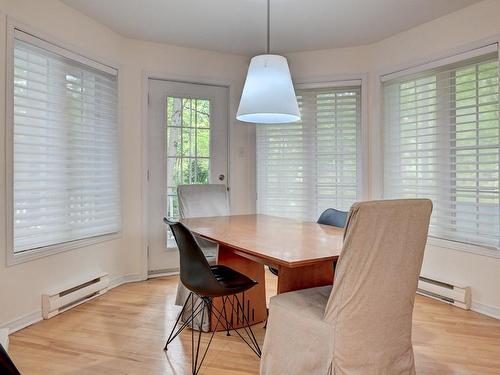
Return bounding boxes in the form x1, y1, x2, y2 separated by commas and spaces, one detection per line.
118, 39, 254, 276
0, 0, 256, 329
286, 0, 500, 318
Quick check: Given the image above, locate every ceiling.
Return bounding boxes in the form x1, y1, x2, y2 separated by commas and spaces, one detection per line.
62, 0, 482, 55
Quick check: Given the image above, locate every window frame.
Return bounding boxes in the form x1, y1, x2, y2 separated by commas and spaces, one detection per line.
165, 96, 214, 249
256, 76, 369, 219
377, 40, 500, 259
5, 18, 123, 266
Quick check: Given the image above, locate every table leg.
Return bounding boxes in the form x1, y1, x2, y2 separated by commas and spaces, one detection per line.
277, 261, 335, 294
210, 245, 267, 331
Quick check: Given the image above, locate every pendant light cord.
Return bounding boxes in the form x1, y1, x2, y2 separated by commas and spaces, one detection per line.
267, 0, 270, 54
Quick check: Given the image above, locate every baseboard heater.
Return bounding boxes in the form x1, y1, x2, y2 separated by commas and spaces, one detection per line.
42, 273, 110, 319
417, 275, 471, 310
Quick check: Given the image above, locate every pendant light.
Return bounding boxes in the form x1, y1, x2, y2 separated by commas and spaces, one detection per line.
236, 0, 300, 124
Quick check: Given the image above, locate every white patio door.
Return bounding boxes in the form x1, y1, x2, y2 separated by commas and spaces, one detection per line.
147, 79, 229, 275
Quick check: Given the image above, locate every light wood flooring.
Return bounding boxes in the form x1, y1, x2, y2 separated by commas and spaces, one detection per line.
8, 272, 500, 374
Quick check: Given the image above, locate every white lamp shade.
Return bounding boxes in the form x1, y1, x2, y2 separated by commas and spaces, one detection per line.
237, 54, 301, 124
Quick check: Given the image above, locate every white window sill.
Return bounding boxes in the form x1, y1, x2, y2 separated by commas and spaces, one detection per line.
427, 237, 500, 259
6, 232, 122, 267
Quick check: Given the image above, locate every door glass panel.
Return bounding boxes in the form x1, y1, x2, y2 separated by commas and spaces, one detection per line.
165, 97, 211, 244
196, 159, 210, 184
197, 129, 210, 157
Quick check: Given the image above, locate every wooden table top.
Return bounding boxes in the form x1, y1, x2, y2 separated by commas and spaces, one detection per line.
181, 214, 344, 268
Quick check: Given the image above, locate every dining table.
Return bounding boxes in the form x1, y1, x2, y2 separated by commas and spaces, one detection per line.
181, 214, 344, 332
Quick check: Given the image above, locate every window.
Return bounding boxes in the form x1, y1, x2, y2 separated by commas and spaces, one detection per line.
165, 97, 210, 245
10, 29, 120, 255
165, 97, 211, 220
256, 85, 362, 221
383, 48, 499, 249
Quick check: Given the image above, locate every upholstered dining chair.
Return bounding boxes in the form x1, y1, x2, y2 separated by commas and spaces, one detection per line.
260, 199, 433, 375
175, 184, 230, 331
317, 207, 349, 228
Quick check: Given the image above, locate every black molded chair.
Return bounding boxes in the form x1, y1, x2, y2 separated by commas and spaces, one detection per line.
268, 208, 349, 276
163, 218, 261, 375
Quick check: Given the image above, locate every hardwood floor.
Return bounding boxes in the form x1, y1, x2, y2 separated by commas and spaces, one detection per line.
8, 272, 500, 374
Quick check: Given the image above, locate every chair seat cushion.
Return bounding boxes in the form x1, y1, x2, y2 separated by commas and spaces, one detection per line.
210, 265, 257, 293
271, 285, 332, 321
260, 286, 334, 375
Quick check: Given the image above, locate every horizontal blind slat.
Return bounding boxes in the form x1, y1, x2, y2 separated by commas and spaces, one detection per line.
12, 35, 121, 253
257, 86, 361, 220
383, 52, 499, 249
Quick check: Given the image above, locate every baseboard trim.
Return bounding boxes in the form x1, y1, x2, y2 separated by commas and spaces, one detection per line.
0, 310, 43, 334
471, 302, 500, 320
0, 328, 9, 351
109, 273, 145, 288
148, 267, 180, 279
1, 273, 146, 334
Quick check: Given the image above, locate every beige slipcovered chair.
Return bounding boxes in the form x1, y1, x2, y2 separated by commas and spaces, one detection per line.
260, 199, 432, 375
177, 184, 230, 262
175, 184, 230, 331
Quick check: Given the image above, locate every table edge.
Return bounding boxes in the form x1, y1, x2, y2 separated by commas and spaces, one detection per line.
191, 231, 339, 268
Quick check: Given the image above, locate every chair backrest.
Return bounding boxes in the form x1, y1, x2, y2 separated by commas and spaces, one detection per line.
164, 218, 223, 296
317, 208, 348, 228
325, 199, 432, 374
177, 184, 229, 219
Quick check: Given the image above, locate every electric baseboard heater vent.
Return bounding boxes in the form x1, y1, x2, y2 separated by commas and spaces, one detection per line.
417, 275, 471, 310
42, 273, 110, 319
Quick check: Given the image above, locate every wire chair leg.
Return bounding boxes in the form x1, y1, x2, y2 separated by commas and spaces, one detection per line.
164, 291, 191, 350
166, 300, 205, 349
191, 294, 195, 373
189, 297, 228, 375
222, 296, 231, 336
233, 294, 261, 356
192, 300, 205, 374
164, 292, 205, 350
224, 294, 261, 356
211, 298, 261, 358
166, 292, 262, 374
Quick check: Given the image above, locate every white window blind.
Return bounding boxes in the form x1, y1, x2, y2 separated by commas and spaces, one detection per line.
257, 86, 361, 221
383, 49, 499, 249
12, 30, 120, 253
